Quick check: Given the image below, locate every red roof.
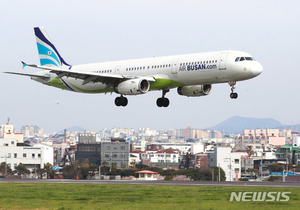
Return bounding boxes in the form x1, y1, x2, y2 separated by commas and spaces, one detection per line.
134, 170, 158, 174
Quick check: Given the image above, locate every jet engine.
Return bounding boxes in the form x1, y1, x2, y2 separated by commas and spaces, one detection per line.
115, 79, 150, 95
177, 84, 212, 97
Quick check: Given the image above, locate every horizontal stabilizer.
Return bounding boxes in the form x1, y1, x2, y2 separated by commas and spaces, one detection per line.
4, 72, 50, 80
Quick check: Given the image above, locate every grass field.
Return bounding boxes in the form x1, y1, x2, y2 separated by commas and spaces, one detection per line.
0, 183, 299, 209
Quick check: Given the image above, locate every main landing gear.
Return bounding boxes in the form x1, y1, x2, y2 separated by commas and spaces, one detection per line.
156, 89, 170, 107
229, 81, 238, 99
115, 95, 128, 106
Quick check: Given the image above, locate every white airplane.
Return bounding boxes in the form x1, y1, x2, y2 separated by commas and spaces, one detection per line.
5, 27, 263, 107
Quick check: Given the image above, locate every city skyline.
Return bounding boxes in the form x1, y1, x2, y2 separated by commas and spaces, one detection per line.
1, 1, 300, 133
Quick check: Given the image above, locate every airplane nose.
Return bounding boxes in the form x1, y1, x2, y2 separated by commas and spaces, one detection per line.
252, 62, 263, 76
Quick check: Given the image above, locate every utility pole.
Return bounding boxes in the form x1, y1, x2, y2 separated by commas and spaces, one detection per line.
99, 165, 101, 180
5, 156, 7, 176
218, 163, 221, 181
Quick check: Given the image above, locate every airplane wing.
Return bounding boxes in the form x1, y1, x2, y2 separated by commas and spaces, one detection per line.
18, 62, 155, 85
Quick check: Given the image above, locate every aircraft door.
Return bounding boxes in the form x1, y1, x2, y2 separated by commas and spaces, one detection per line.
115, 65, 121, 74
171, 58, 179, 74
219, 52, 228, 70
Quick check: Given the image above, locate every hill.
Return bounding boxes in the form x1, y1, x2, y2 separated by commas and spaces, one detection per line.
57, 126, 85, 134
207, 116, 283, 134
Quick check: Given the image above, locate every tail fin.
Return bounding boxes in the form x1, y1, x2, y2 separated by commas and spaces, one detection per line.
34, 27, 71, 68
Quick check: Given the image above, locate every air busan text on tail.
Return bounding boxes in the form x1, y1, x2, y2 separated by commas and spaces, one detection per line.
5, 27, 263, 107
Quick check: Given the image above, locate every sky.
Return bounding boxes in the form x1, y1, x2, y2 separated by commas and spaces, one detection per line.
1, 0, 300, 134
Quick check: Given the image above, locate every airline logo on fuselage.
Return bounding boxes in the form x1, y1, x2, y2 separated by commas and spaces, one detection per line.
179, 64, 217, 71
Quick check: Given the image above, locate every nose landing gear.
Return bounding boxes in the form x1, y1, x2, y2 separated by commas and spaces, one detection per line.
229, 81, 238, 99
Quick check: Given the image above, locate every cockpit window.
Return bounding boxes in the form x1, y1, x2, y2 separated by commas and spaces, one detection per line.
235, 56, 255, 62
245, 57, 255, 61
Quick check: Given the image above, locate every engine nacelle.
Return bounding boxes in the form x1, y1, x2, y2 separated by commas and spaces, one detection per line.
115, 79, 150, 95
177, 84, 212, 97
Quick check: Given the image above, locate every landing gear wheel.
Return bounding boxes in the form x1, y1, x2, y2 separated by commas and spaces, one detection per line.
230, 93, 238, 99
156, 97, 169, 107
156, 89, 170, 107
156, 98, 163, 107
115, 96, 128, 106
162, 98, 169, 107
115, 97, 122, 106
121, 97, 128, 106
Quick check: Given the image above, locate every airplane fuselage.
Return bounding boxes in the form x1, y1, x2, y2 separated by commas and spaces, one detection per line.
35, 50, 262, 94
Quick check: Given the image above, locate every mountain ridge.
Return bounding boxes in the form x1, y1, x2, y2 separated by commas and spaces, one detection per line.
206, 116, 298, 134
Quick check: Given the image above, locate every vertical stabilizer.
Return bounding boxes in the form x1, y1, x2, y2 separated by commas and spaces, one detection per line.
34, 27, 71, 68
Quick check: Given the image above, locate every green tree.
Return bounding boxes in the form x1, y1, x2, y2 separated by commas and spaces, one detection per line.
111, 162, 117, 171
121, 162, 126, 169
182, 167, 215, 181
78, 159, 90, 179
130, 161, 136, 170
160, 169, 177, 176
268, 163, 284, 172
33, 168, 46, 179
81, 159, 90, 168
100, 166, 110, 175
246, 145, 255, 157
102, 161, 108, 167
88, 164, 98, 178
14, 163, 30, 176
62, 165, 77, 179
210, 166, 226, 181
44, 163, 55, 179
79, 167, 89, 179
0, 162, 12, 176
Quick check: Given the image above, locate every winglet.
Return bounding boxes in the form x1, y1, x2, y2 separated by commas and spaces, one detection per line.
21, 61, 27, 69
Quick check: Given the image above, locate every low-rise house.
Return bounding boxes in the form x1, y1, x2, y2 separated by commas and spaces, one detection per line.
134, 170, 158, 180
